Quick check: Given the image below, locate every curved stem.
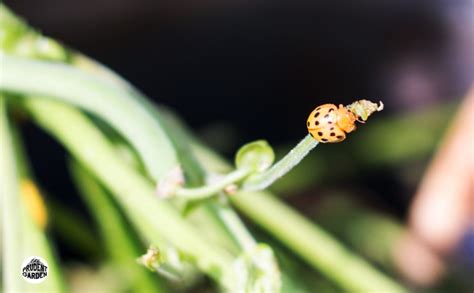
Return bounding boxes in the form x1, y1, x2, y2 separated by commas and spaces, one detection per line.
242, 135, 318, 191
190, 140, 406, 292
0, 54, 178, 181
175, 168, 251, 200
23, 98, 234, 285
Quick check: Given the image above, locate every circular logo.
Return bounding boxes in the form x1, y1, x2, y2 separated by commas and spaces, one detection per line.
21, 256, 49, 284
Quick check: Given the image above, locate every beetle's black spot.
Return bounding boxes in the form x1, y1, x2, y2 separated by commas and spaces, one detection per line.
329, 108, 334, 112
307, 121, 310, 127
321, 138, 328, 142
330, 132, 335, 136
330, 127, 334, 130
328, 121, 332, 124
314, 112, 320, 118
317, 131, 323, 136
324, 114, 329, 118
316, 107, 321, 111
315, 121, 319, 126
336, 135, 344, 139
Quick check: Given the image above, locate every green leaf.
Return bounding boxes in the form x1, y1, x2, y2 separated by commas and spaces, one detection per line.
235, 140, 275, 173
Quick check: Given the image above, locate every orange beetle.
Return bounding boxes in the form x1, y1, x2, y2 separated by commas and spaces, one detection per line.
306, 100, 383, 143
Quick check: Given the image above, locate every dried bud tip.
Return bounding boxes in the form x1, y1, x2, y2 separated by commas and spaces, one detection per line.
224, 184, 238, 195
376, 101, 384, 111
346, 99, 384, 121
138, 246, 162, 271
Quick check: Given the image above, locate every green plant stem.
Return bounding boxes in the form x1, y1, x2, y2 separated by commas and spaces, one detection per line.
1, 96, 66, 292
0, 8, 400, 288
71, 52, 256, 262
242, 134, 318, 191
1, 4, 248, 270
0, 54, 177, 181
1, 96, 22, 292
69, 161, 165, 292
9, 123, 101, 259
191, 144, 406, 292
155, 109, 403, 290
174, 168, 251, 200
1, 41, 247, 259
22, 98, 235, 286
314, 195, 404, 270
156, 110, 403, 290
213, 203, 257, 251
231, 190, 405, 292
154, 108, 262, 255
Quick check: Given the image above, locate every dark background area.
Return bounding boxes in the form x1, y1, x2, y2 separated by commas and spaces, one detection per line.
6, 0, 473, 246
7, 0, 472, 142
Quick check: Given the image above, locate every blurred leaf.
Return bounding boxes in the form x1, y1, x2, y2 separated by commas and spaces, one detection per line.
1, 96, 66, 292
314, 194, 404, 270
69, 161, 165, 292
1, 56, 178, 181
